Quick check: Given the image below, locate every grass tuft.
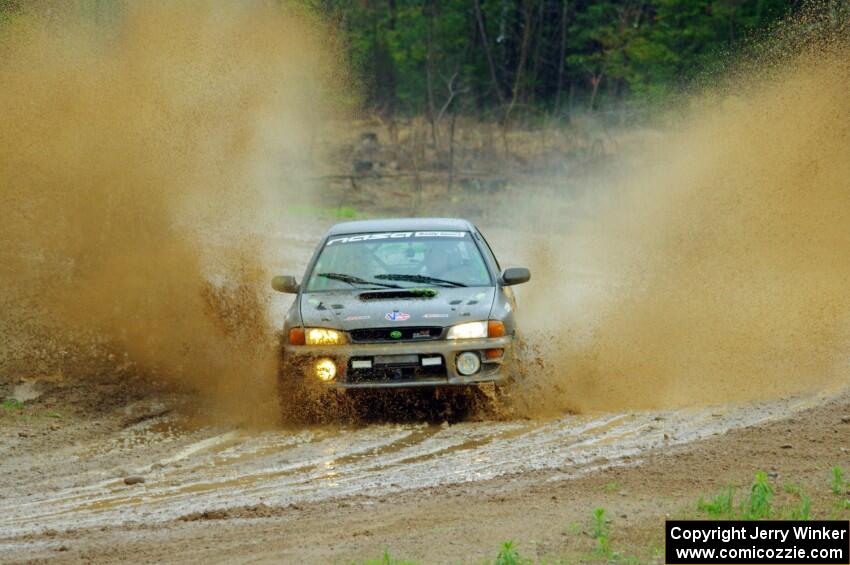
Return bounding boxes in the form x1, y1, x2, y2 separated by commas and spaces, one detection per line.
743, 471, 773, 519
783, 483, 802, 496
830, 466, 845, 496
355, 550, 419, 565
696, 471, 833, 521
697, 486, 734, 517
589, 508, 611, 559
790, 494, 812, 520
493, 541, 531, 565
585, 508, 639, 564
2, 399, 24, 411
590, 507, 609, 540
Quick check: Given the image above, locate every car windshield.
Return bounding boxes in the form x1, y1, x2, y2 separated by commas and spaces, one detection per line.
305, 231, 492, 291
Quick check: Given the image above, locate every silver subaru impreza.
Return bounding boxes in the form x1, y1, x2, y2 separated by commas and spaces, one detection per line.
272, 218, 530, 398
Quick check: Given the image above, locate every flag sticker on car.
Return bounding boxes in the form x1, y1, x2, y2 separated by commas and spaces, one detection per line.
385, 312, 411, 321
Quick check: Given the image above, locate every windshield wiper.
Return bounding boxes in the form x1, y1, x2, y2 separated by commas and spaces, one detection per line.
375, 273, 467, 287
316, 272, 401, 289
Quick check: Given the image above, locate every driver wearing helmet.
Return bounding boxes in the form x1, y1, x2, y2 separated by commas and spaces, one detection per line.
421, 240, 479, 283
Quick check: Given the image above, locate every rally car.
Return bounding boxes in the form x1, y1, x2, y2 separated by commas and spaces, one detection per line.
272, 218, 530, 400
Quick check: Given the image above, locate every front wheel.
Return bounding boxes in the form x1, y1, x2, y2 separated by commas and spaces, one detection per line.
481, 337, 530, 417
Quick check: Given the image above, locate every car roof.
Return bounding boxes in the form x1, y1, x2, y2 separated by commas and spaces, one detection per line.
326, 217, 475, 236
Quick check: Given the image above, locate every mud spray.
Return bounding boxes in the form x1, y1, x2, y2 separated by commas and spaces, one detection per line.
2, 2, 848, 425
517, 12, 850, 415
0, 2, 342, 425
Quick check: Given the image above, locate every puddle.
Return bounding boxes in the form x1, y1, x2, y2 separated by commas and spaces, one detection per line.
0, 391, 829, 538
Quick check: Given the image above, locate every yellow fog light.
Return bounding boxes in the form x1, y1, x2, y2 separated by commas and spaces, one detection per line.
306, 328, 345, 345
314, 358, 337, 381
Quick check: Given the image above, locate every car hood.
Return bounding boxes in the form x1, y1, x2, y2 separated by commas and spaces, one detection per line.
299, 287, 496, 330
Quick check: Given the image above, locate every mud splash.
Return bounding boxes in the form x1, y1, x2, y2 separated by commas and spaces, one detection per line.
517, 18, 850, 414
0, 2, 342, 424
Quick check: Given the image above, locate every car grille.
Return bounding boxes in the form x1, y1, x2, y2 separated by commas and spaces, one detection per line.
349, 326, 443, 343
346, 358, 445, 383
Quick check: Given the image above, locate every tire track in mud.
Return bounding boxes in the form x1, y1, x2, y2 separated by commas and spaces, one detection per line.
0, 391, 830, 540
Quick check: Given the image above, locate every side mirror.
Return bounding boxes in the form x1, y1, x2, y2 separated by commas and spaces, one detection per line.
501, 267, 530, 286
271, 275, 299, 294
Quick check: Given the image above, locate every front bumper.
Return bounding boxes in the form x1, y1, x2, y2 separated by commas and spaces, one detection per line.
281, 336, 513, 389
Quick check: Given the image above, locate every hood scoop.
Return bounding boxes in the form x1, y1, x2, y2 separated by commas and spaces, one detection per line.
359, 288, 438, 301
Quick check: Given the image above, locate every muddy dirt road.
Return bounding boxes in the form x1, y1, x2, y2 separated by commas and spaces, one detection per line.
2, 223, 848, 564
1, 393, 826, 539
1, 369, 847, 564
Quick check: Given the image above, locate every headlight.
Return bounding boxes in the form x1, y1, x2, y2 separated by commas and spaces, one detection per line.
446, 321, 488, 339
305, 328, 347, 345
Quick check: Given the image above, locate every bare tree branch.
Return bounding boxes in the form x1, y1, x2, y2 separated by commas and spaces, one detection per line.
473, 0, 505, 106
436, 71, 469, 124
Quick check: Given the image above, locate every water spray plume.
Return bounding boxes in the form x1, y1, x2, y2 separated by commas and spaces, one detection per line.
518, 22, 850, 414
1, 2, 847, 424
0, 1, 343, 425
